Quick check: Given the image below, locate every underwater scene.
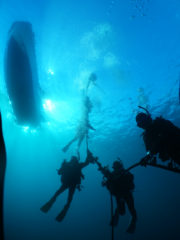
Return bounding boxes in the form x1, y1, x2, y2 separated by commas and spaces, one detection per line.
0, 0, 180, 239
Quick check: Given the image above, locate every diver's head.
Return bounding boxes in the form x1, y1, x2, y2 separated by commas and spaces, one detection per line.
136, 112, 152, 129
89, 73, 97, 82
113, 158, 124, 170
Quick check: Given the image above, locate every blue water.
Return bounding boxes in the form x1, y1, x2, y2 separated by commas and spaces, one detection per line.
1, 0, 180, 239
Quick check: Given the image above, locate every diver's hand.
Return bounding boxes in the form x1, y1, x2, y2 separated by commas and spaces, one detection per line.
140, 154, 153, 166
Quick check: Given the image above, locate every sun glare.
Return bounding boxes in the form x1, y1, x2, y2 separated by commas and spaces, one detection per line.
47, 68, 54, 75
43, 99, 55, 112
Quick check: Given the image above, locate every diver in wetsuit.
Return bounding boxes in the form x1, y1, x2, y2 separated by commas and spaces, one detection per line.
96, 158, 137, 233
40, 149, 96, 222
62, 73, 96, 153
136, 107, 180, 166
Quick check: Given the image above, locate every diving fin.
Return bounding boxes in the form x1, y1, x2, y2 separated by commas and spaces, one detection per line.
40, 197, 56, 213
126, 218, 136, 234
55, 205, 69, 222
62, 145, 69, 152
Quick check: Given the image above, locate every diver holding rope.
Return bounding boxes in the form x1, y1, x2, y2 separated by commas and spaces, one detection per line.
40, 149, 96, 222
95, 157, 137, 234
136, 106, 180, 170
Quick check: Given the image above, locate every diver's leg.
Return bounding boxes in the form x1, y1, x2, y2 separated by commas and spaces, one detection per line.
40, 184, 67, 213
77, 134, 85, 149
110, 196, 125, 226
62, 136, 78, 152
124, 193, 137, 233
56, 186, 76, 222
117, 197, 126, 215
76, 135, 85, 156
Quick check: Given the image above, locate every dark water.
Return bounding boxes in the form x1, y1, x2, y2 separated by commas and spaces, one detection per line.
0, 0, 180, 239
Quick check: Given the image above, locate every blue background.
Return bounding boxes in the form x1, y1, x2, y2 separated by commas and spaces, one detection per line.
0, 0, 180, 239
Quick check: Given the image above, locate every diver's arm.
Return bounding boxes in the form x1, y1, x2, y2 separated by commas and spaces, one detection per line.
80, 155, 92, 168
95, 160, 111, 178
99, 167, 111, 178
79, 153, 91, 169
57, 160, 67, 175
80, 150, 97, 168
80, 161, 89, 169
140, 151, 154, 166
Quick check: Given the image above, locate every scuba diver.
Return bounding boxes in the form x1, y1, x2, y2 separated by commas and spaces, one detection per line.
95, 158, 137, 233
40, 149, 96, 222
62, 96, 95, 153
136, 106, 180, 166
62, 73, 96, 153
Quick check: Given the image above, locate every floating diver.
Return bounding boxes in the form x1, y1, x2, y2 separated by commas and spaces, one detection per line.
62, 73, 96, 153
40, 149, 96, 222
0, 112, 6, 240
136, 106, 180, 167
95, 158, 137, 234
